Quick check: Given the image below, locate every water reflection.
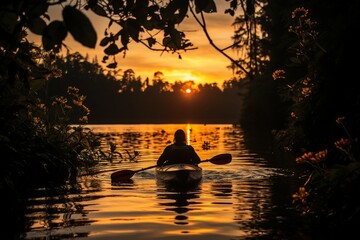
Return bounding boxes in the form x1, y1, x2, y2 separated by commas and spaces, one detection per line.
156, 180, 202, 226
20, 124, 303, 240
24, 181, 102, 239
111, 178, 134, 187
210, 181, 233, 198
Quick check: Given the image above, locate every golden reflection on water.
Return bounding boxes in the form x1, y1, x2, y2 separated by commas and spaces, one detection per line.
186, 123, 192, 145
24, 124, 297, 240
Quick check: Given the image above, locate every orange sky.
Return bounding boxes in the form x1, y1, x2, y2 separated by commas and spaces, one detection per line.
29, 2, 241, 86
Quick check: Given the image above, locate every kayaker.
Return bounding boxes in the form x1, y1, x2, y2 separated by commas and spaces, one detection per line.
157, 129, 201, 166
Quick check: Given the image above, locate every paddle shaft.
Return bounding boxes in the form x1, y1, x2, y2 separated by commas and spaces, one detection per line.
125, 158, 214, 174
111, 153, 232, 181
111, 161, 202, 181
133, 164, 157, 173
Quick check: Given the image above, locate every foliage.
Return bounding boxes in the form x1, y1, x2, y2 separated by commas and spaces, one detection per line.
292, 117, 360, 236
45, 52, 243, 123
0, 0, 245, 191
272, 4, 360, 237
0, 0, 249, 69
0, 2, 109, 228
2, 0, 359, 238
236, 0, 293, 134
0, 4, 244, 230
1, 81, 97, 184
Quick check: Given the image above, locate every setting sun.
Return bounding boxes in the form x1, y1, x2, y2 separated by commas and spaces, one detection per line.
186, 88, 192, 94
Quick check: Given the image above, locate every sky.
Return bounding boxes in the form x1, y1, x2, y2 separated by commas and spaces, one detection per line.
29, 1, 241, 86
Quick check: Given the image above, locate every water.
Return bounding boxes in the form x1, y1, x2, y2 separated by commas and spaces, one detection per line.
23, 124, 304, 239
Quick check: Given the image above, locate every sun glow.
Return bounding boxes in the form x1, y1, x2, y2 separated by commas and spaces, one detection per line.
165, 70, 201, 82
186, 88, 192, 94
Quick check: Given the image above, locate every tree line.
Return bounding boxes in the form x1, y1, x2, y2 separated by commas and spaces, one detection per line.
46, 52, 244, 123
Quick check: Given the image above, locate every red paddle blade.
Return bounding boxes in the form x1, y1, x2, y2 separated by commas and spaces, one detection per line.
111, 169, 135, 181
209, 153, 232, 165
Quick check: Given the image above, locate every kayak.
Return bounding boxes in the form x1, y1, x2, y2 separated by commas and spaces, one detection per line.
156, 164, 202, 187
111, 154, 231, 185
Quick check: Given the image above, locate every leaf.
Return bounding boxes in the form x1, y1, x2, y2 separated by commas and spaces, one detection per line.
111, 0, 124, 14
120, 31, 130, 48
169, 29, 184, 49
194, 0, 217, 13
102, 55, 109, 63
30, 3, 49, 18
100, 36, 111, 47
62, 5, 97, 48
182, 41, 193, 49
42, 20, 67, 51
104, 43, 120, 55
124, 18, 143, 42
230, 0, 237, 10
163, 36, 175, 50
107, 62, 117, 68
28, 17, 46, 35
143, 19, 155, 31
42, 36, 53, 51
146, 37, 156, 47
224, 9, 235, 16
146, 15, 163, 30
205, 0, 217, 13
133, 0, 148, 22
90, 4, 108, 17
177, 0, 189, 23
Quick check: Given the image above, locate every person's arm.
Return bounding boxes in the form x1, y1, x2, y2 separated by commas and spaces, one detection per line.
157, 152, 165, 166
157, 146, 170, 166
189, 146, 201, 164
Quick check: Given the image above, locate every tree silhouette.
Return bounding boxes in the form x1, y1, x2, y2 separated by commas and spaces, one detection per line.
45, 52, 243, 123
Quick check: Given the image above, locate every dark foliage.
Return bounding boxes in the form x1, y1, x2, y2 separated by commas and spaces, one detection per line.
45, 52, 243, 124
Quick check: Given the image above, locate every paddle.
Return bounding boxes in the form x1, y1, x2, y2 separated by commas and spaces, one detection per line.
110, 153, 232, 181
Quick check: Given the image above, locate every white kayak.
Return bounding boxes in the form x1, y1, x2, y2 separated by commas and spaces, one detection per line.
156, 163, 202, 186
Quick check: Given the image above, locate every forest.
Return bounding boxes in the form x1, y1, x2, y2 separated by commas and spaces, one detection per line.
46, 52, 244, 123
1, 0, 360, 239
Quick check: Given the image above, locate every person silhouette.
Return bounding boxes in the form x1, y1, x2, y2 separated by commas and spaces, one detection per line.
157, 129, 201, 166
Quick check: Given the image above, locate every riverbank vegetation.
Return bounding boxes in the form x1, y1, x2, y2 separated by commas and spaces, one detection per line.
274, 6, 360, 237
1, 0, 359, 239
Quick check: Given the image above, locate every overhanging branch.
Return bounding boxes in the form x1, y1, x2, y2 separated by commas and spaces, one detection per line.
189, 4, 250, 77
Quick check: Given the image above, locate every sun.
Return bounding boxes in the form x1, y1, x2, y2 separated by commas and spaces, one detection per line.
185, 88, 192, 94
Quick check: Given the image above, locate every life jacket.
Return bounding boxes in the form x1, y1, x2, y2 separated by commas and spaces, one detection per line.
166, 144, 194, 165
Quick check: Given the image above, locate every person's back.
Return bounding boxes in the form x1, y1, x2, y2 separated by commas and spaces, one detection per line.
157, 129, 201, 166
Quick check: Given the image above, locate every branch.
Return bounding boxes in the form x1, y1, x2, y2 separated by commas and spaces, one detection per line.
189, 4, 250, 77
221, 39, 242, 51
138, 40, 198, 52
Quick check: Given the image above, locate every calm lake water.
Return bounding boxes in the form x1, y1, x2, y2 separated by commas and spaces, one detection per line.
23, 124, 306, 240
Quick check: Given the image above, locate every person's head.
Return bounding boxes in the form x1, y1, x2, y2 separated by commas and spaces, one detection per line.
174, 129, 186, 144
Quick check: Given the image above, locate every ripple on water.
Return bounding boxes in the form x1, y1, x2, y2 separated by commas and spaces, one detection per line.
203, 167, 294, 182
